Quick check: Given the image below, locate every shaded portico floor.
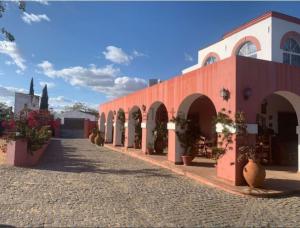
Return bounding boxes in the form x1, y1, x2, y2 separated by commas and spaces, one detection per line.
105, 144, 300, 197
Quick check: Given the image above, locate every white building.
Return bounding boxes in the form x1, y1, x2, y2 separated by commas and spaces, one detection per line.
14, 92, 40, 115
183, 11, 300, 73
57, 110, 97, 125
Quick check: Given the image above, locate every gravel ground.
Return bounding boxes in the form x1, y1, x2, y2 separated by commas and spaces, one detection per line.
0, 138, 299, 227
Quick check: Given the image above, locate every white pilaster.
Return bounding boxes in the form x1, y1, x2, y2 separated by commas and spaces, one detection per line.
167, 122, 176, 130
141, 122, 147, 129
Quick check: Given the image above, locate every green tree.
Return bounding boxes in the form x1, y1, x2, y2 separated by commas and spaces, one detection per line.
40, 84, 48, 110
0, 1, 26, 42
0, 102, 12, 135
29, 77, 34, 95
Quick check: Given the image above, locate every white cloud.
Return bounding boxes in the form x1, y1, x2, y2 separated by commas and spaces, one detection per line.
133, 50, 145, 57
5, 60, 13, 66
39, 81, 55, 88
34, 0, 49, 5
0, 41, 26, 71
37, 61, 147, 98
0, 85, 27, 107
184, 53, 193, 62
102, 46, 145, 65
49, 96, 74, 112
0, 85, 97, 113
103, 46, 131, 64
16, 69, 24, 75
49, 96, 98, 113
22, 12, 50, 24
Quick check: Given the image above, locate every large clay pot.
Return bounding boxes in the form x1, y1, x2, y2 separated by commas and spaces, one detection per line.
146, 148, 154, 155
181, 155, 195, 166
243, 159, 266, 188
94, 133, 104, 146
134, 142, 140, 149
89, 132, 96, 144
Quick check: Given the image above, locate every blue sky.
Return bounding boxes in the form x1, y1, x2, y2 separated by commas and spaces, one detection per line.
1, 1, 300, 112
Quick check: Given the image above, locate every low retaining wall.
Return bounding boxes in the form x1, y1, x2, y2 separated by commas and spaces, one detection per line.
6, 140, 49, 167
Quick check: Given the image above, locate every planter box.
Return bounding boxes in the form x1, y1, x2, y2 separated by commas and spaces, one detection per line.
6, 139, 49, 167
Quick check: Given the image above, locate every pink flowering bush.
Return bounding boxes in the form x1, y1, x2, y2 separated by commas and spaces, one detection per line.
2, 109, 53, 154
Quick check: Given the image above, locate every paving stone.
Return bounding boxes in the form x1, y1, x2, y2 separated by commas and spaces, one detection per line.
0, 138, 299, 227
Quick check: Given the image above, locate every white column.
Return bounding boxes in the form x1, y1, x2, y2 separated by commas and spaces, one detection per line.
167, 121, 182, 163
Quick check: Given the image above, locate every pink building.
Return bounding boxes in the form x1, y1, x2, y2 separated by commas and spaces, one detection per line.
99, 11, 300, 186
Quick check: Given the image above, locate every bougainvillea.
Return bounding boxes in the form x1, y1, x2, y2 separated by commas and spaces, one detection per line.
2, 109, 54, 154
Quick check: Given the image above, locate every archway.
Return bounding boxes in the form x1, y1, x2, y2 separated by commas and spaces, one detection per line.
115, 109, 125, 146
175, 94, 217, 162
106, 111, 114, 143
147, 102, 168, 155
256, 92, 300, 170
128, 106, 142, 148
99, 112, 106, 135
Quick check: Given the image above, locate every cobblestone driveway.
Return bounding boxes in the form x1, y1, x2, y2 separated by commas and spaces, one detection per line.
0, 138, 299, 227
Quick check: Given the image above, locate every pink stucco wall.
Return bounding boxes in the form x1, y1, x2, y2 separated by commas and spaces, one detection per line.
84, 119, 98, 138
6, 140, 49, 167
99, 55, 300, 185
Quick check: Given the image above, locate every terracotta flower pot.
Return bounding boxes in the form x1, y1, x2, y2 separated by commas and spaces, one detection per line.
134, 140, 141, 149
181, 155, 195, 166
243, 159, 266, 188
147, 148, 154, 155
89, 133, 96, 144
95, 134, 104, 146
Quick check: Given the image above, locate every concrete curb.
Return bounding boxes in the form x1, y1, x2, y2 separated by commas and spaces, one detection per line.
102, 144, 300, 198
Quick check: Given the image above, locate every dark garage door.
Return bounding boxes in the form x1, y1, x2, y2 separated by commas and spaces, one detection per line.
61, 118, 85, 138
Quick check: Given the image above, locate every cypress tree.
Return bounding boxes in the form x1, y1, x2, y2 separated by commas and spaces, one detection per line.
40, 84, 49, 110
29, 78, 34, 95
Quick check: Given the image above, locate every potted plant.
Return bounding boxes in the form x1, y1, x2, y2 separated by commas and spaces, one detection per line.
153, 122, 168, 154
146, 142, 154, 155
95, 131, 105, 146
132, 110, 142, 149
134, 133, 141, 149
213, 109, 266, 188
235, 112, 266, 188
172, 116, 202, 165
89, 128, 97, 144
211, 108, 235, 162
117, 110, 126, 146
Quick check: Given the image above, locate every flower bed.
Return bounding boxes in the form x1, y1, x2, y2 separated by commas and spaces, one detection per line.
0, 109, 55, 167
6, 139, 49, 167
0, 138, 7, 164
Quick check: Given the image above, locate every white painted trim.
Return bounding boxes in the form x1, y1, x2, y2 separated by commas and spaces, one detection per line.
167, 122, 176, 130
297, 126, 300, 135
141, 122, 147, 129
124, 122, 128, 128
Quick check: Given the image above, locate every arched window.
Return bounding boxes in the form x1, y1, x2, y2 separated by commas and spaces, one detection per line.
237, 41, 257, 58
282, 38, 300, 67
204, 56, 217, 66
